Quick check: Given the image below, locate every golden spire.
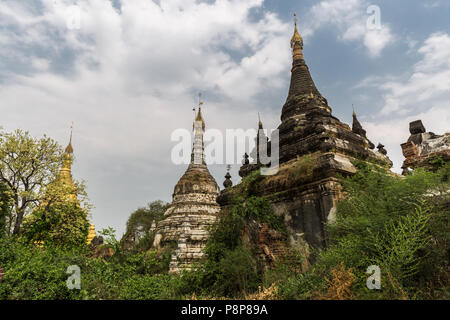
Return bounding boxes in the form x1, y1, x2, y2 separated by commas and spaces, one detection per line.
65, 122, 74, 154
352, 104, 356, 117
60, 123, 74, 186
194, 93, 205, 131
291, 14, 303, 48
291, 13, 304, 61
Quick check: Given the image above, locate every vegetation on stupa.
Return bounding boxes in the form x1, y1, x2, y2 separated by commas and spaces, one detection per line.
0, 128, 448, 300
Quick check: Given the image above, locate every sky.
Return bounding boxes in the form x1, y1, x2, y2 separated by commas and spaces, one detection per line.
0, 0, 449, 237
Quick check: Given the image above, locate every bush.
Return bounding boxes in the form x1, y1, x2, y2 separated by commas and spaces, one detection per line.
200, 193, 286, 298
307, 161, 450, 300
119, 274, 178, 300
277, 273, 326, 300
0, 237, 88, 299
121, 200, 169, 252
212, 246, 260, 297
21, 202, 90, 250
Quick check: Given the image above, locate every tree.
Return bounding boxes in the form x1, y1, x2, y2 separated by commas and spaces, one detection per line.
21, 201, 90, 249
0, 182, 13, 237
121, 200, 168, 251
0, 129, 90, 236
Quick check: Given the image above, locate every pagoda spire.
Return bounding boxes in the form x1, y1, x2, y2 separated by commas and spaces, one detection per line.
286, 13, 319, 102
351, 106, 366, 137
291, 13, 304, 60
65, 123, 74, 154
258, 112, 263, 129
60, 123, 74, 185
192, 93, 206, 165
351, 107, 375, 149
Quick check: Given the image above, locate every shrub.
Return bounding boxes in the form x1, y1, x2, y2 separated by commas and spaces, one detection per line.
309, 161, 450, 300
21, 202, 90, 250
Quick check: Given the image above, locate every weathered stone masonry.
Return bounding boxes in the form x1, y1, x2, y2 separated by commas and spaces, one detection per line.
220, 20, 392, 251
153, 106, 220, 273
401, 120, 450, 173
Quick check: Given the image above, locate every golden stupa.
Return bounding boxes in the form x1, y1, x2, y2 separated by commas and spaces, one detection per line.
59, 127, 96, 244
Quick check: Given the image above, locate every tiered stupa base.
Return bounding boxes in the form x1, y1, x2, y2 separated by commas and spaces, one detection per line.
154, 163, 220, 273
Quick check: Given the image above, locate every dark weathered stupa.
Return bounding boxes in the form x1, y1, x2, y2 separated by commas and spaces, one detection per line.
277, 21, 388, 167
219, 18, 392, 250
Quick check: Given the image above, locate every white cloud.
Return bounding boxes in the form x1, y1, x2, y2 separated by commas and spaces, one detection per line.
302, 0, 394, 57
360, 32, 450, 172
364, 105, 450, 173
379, 32, 450, 115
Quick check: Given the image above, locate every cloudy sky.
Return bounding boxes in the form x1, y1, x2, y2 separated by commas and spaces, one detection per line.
1, 0, 449, 236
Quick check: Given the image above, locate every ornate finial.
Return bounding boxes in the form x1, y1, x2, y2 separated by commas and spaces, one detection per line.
198, 92, 203, 108
242, 152, 250, 165
65, 122, 74, 154
352, 104, 356, 117
194, 93, 206, 131
377, 143, 387, 155
223, 165, 233, 188
291, 13, 303, 49
61, 122, 75, 184
258, 112, 263, 129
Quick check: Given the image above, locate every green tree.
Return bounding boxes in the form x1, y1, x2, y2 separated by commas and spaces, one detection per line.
0, 182, 13, 237
0, 129, 64, 235
21, 201, 90, 249
121, 200, 168, 252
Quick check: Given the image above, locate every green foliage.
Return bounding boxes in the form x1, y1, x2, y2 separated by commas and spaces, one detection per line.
118, 274, 179, 300
0, 182, 13, 237
307, 161, 450, 299
0, 129, 65, 235
204, 211, 244, 263
264, 246, 307, 286
234, 169, 264, 197
428, 156, 446, 169
198, 195, 283, 298
21, 202, 90, 249
1, 148, 448, 300
214, 246, 260, 297
99, 227, 120, 248
0, 235, 181, 300
0, 237, 88, 300
204, 195, 281, 268
121, 200, 168, 252
231, 196, 285, 232
291, 154, 315, 180
277, 273, 326, 300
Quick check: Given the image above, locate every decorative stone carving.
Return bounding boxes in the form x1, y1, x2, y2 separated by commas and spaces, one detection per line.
223, 172, 233, 188
377, 143, 387, 155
